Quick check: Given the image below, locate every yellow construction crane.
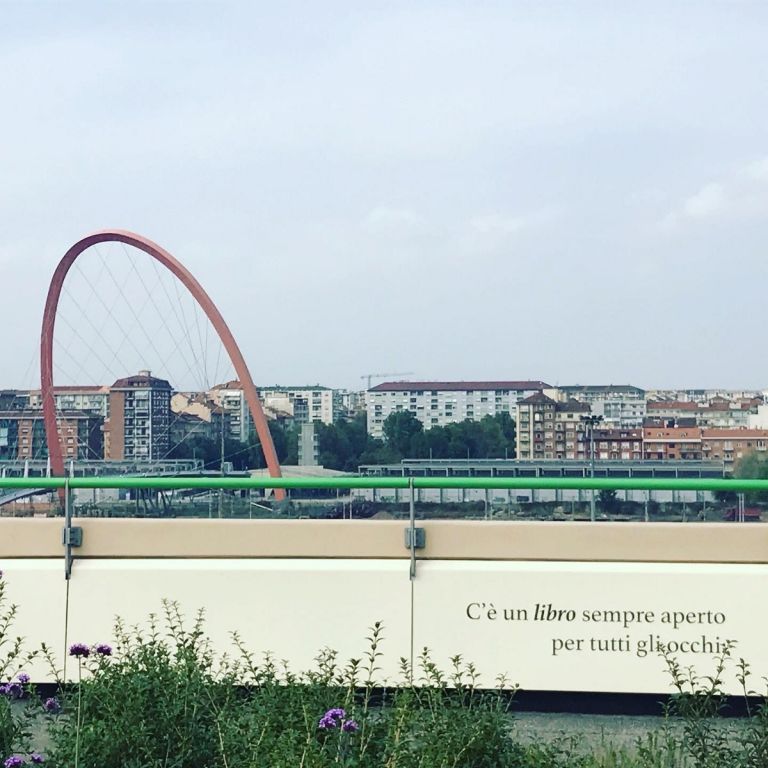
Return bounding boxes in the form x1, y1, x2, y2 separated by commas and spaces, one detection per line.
361, 372, 415, 389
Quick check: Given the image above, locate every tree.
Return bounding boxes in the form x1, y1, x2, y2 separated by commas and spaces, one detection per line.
732, 452, 768, 504
597, 488, 619, 514
382, 411, 423, 456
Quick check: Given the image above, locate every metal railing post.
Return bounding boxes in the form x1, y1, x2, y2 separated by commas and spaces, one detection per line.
62, 478, 82, 580
409, 478, 416, 580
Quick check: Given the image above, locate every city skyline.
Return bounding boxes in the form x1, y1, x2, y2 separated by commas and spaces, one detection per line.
2, 3, 768, 390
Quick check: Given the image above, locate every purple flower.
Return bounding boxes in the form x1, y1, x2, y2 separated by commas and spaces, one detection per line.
69, 643, 90, 658
16, 673, 30, 684
94, 643, 112, 657
43, 697, 61, 714
30, 754, 45, 764
4, 757, 24, 768
342, 718, 359, 733
1, 682, 22, 699
318, 707, 347, 729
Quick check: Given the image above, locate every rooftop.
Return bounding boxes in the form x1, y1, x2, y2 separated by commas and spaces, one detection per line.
647, 401, 699, 411
112, 372, 172, 390
558, 384, 645, 394
370, 380, 550, 393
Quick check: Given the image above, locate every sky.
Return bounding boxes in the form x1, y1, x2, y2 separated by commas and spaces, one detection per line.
1, 1, 768, 392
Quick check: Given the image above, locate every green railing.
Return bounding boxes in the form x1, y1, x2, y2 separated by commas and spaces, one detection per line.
0, 475, 766, 492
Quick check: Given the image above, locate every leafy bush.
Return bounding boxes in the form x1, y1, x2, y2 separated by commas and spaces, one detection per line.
46, 608, 525, 768
0, 571, 36, 766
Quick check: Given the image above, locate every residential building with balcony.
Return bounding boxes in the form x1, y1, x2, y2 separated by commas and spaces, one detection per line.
515, 393, 590, 460
591, 428, 643, 461
367, 380, 549, 439
0, 410, 103, 461
701, 428, 768, 466
647, 388, 763, 404
546, 385, 646, 428
207, 381, 252, 442
260, 385, 341, 426
104, 370, 171, 461
642, 426, 702, 461
26, 385, 110, 419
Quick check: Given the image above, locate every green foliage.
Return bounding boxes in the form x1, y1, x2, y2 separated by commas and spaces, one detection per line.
597, 489, 619, 514
44, 610, 525, 768
168, 411, 517, 473
314, 412, 517, 472
169, 421, 300, 470
383, 411, 424, 456
0, 574, 34, 763
732, 453, 768, 504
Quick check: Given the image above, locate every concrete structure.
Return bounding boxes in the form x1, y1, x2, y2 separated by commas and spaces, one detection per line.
358, 458, 724, 505
104, 371, 171, 461
298, 422, 319, 466
515, 393, 590, 460
367, 380, 548, 439
5, 509, 768, 695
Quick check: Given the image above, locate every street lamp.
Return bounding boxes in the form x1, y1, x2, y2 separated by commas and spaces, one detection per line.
581, 414, 603, 522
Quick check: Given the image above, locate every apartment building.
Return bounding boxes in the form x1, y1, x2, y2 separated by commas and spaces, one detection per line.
207, 381, 252, 442
551, 385, 646, 428
646, 398, 761, 428
26, 386, 110, 418
647, 388, 763, 403
260, 386, 341, 425
104, 370, 171, 461
591, 428, 643, 461
367, 380, 549, 439
515, 393, 590, 460
170, 392, 225, 444
0, 410, 103, 461
642, 426, 702, 461
701, 429, 768, 466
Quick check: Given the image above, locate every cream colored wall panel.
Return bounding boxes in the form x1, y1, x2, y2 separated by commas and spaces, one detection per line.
0, 560, 66, 682
65, 559, 411, 683
413, 561, 768, 695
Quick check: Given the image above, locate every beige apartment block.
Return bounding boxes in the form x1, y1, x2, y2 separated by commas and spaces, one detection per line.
515, 393, 590, 460
701, 428, 768, 465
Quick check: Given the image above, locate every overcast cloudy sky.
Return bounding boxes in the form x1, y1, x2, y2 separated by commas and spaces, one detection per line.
1, 1, 767, 391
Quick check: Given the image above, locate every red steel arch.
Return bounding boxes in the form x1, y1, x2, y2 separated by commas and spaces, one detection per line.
40, 230, 285, 499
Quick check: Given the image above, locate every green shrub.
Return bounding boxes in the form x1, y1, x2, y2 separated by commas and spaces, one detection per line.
0, 571, 35, 766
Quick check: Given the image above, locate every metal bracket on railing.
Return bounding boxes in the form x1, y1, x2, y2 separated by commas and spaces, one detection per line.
406, 478, 425, 580
62, 478, 81, 580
